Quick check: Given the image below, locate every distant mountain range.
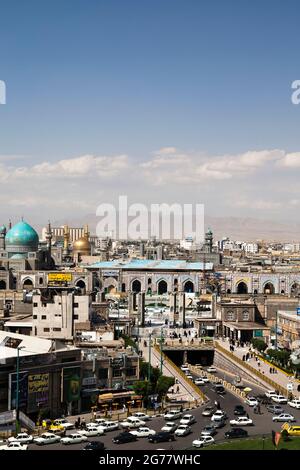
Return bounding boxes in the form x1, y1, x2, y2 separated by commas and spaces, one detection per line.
42, 214, 300, 243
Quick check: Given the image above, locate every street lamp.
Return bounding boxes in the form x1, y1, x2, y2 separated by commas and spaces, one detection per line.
16, 345, 25, 434
160, 327, 164, 375
148, 332, 152, 382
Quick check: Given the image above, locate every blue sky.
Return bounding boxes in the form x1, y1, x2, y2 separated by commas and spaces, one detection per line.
1, 0, 300, 224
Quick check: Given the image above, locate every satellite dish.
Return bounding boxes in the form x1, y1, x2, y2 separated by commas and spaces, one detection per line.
290, 348, 300, 365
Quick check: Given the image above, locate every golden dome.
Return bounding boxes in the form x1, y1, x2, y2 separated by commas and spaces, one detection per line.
73, 237, 91, 255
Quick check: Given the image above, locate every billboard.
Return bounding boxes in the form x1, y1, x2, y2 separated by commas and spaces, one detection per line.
48, 272, 72, 283
27, 373, 49, 408
62, 367, 81, 403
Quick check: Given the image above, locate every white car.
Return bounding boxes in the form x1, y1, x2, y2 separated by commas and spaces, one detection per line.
230, 417, 253, 426
52, 418, 74, 430
245, 397, 258, 407
194, 378, 205, 386
201, 376, 210, 383
93, 418, 107, 426
132, 412, 151, 421
265, 390, 277, 399
34, 432, 61, 445
77, 426, 105, 437
8, 433, 33, 444
180, 364, 190, 372
130, 427, 156, 437
207, 366, 217, 373
164, 409, 183, 420
0, 441, 28, 451
174, 424, 192, 436
161, 422, 177, 433
272, 395, 288, 404
186, 374, 194, 380
60, 433, 88, 445
272, 413, 295, 422
288, 399, 300, 409
211, 410, 227, 422
192, 435, 215, 448
98, 421, 119, 432
120, 417, 146, 429
180, 414, 196, 425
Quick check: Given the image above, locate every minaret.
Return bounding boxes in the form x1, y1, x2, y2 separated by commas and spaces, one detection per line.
45, 220, 52, 257
84, 224, 89, 241
63, 224, 70, 257
8, 220, 12, 230
0, 226, 6, 250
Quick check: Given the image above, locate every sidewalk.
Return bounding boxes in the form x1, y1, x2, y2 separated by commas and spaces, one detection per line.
216, 338, 300, 397
139, 339, 201, 403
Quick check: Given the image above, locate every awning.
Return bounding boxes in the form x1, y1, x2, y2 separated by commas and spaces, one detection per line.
98, 393, 114, 401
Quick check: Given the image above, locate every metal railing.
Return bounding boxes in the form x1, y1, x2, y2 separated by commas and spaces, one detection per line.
189, 365, 246, 400
153, 344, 208, 404
215, 341, 288, 397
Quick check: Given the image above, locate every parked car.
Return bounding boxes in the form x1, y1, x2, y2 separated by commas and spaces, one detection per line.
93, 418, 107, 426
211, 410, 227, 422
77, 426, 105, 437
234, 405, 246, 416
180, 414, 196, 425
112, 432, 137, 444
163, 409, 183, 420
266, 404, 284, 414
202, 406, 216, 417
130, 427, 156, 438
272, 395, 288, 404
161, 422, 178, 433
83, 441, 105, 451
34, 432, 61, 445
272, 413, 295, 422
8, 433, 33, 444
288, 399, 300, 409
120, 417, 145, 429
192, 435, 215, 448
61, 433, 88, 445
174, 425, 192, 437
245, 397, 258, 407
230, 417, 253, 426
0, 441, 28, 451
201, 425, 217, 437
207, 366, 217, 373
148, 432, 175, 443
225, 428, 248, 439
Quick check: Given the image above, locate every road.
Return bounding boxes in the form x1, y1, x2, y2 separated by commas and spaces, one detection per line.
27, 367, 300, 451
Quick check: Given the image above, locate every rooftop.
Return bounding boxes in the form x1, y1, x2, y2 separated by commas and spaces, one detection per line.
85, 259, 214, 271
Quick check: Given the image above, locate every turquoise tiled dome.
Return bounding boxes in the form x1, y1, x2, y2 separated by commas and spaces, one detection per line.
5, 221, 39, 253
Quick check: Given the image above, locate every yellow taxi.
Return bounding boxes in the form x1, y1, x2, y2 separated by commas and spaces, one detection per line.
281, 423, 300, 435
42, 419, 65, 432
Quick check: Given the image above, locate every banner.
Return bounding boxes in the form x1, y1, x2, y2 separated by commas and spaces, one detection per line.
62, 367, 81, 403
48, 272, 72, 283
8, 371, 28, 410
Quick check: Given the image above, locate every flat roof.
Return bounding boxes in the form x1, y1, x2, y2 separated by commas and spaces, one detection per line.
0, 331, 53, 359
278, 310, 300, 321
85, 259, 213, 271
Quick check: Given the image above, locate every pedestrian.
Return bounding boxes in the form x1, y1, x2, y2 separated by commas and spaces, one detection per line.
269, 367, 272, 374
177, 385, 180, 393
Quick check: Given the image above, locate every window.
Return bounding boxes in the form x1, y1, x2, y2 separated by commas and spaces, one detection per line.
112, 369, 122, 377
126, 367, 137, 377
43, 328, 50, 332
41, 315, 47, 320
226, 311, 235, 321
53, 327, 61, 332
33, 302, 38, 307
242, 310, 250, 321
73, 314, 78, 320
74, 303, 79, 308
33, 315, 37, 319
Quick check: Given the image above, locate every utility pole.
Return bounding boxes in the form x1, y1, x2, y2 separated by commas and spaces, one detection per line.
15, 346, 25, 434
148, 332, 152, 382
160, 328, 163, 374
275, 310, 278, 349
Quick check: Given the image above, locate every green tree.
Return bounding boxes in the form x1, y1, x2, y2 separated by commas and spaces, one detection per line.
155, 376, 175, 399
251, 338, 267, 352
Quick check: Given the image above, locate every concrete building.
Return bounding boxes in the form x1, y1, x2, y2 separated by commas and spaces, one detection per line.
32, 292, 92, 341
277, 310, 300, 350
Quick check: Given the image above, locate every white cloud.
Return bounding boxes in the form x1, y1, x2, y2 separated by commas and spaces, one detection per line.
277, 152, 300, 168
